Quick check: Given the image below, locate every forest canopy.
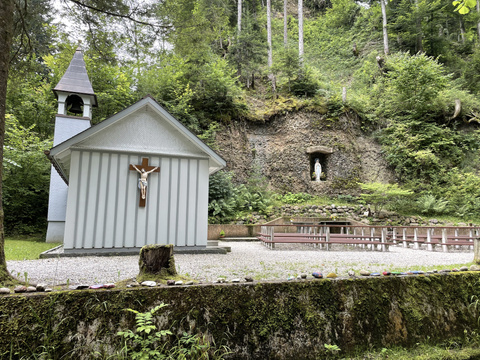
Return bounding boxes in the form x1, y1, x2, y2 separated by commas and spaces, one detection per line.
5, 0, 480, 232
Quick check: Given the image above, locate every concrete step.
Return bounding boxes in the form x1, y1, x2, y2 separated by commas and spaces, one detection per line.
219, 237, 259, 242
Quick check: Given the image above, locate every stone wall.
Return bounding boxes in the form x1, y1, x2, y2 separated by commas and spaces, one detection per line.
215, 111, 395, 195
1, 274, 479, 359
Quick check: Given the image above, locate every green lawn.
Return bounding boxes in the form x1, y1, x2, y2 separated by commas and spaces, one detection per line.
5, 236, 61, 260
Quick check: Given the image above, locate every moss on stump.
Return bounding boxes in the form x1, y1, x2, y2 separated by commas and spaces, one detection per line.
137, 244, 177, 282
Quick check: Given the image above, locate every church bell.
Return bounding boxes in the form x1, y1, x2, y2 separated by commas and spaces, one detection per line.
66, 95, 84, 115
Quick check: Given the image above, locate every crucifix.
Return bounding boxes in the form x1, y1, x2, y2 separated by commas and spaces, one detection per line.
129, 158, 160, 207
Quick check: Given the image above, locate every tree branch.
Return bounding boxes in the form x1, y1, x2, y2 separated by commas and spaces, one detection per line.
66, 0, 171, 29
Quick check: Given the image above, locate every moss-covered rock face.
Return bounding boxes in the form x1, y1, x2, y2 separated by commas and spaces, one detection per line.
0, 273, 479, 359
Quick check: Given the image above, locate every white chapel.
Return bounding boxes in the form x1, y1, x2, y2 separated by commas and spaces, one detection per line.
45, 48, 226, 254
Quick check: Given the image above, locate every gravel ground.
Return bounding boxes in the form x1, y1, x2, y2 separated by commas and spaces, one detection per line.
6, 242, 475, 286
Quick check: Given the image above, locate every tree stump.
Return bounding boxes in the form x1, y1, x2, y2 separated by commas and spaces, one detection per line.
474, 239, 480, 264
138, 244, 177, 281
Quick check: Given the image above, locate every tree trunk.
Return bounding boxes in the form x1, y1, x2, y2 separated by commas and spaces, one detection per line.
267, 0, 275, 92
414, 0, 423, 52
0, 0, 14, 282
138, 244, 177, 281
238, 0, 242, 37
298, 0, 304, 63
381, 0, 389, 55
284, 0, 287, 46
459, 17, 466, 44
267, 0, 272, 69
477, 0, 480, 42
237, 0, 242, 77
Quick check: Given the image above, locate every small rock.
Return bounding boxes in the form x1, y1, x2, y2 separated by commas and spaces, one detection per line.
300, 274, 307, 279
89, 284, 104, 289
127, 282, 140, 287
326, 273, 337, 278
104, 283, 115, 289
439, 269, 451, 273
76, 284, 89, 290
45, 288, 53, 292
166, 280, 175, 286
216, 278, 225, 283
175, 281, 183, 285
370, 273, 381, 276
452, 268, 459, 272
0, 288, 10, 294
348, 270, 355, 277
471, 265, 480, 271
26, 286, 37, 292
245, 277, 254, 282
460, 266, 469, 272
231, 279, 240, 283
185, 281, 194, 285
427, 270, 435, 274
312, 272, 323, 279
141, 281, 157, 287
14, 286, 27, 293
360, 270, 370, 276
36, 284, 47, 292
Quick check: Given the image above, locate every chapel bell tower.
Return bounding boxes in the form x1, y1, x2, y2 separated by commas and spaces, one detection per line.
46, 47, 97, 243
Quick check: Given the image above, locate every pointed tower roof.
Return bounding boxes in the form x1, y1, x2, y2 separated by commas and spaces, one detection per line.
53, 47, 97, 106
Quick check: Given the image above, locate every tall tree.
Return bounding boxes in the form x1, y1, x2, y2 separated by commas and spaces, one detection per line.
238, 0, 242, 36
476, 0, 480, 41
267, 0, 273, 69
284, 0, 288, 46
0, 0, 15, 282
381, 0, 389, 55
414, 0, 423, 52
298, 0, 304, 63
267, 0, 275, 91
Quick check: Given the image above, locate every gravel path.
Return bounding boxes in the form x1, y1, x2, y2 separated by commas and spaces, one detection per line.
6, 242, 474, 286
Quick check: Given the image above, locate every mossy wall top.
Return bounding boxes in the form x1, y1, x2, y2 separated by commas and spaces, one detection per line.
1, 273, 480, 359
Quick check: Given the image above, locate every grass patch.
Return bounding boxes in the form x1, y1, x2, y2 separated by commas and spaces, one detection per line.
5, 236, 61, 261
344, 342, 480, 359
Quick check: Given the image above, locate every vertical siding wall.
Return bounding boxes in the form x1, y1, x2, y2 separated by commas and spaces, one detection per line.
64, 150, 209, 250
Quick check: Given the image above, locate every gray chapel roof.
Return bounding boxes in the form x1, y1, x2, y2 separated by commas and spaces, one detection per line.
53, 47, 98, 106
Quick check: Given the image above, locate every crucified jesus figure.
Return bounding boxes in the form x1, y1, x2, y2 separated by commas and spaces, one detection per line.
131, 165, 159, 199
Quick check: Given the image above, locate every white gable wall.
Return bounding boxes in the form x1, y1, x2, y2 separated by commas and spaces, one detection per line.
64, 150, 209, 251
74, 106, 205, 157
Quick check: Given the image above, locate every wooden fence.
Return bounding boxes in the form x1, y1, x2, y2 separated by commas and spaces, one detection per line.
257, 224, 480, 252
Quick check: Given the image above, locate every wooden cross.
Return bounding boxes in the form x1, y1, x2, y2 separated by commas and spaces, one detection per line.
129, 158, 160, 207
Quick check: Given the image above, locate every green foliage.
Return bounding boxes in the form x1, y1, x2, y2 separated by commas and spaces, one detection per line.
453, 0, 477, 14
136, 53, 245, 132
380, 53, 449, 119
3, 115, 52, 235
416, 194, 449, 216
208, 171, 237, 223
117, 304, 229, 359
276, 192, 313, 205
359, 182, 414, 214
6, 57, 56, 136
436, 169, 480, 218
208, 167, 272, 224
118, 304, 173, 359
